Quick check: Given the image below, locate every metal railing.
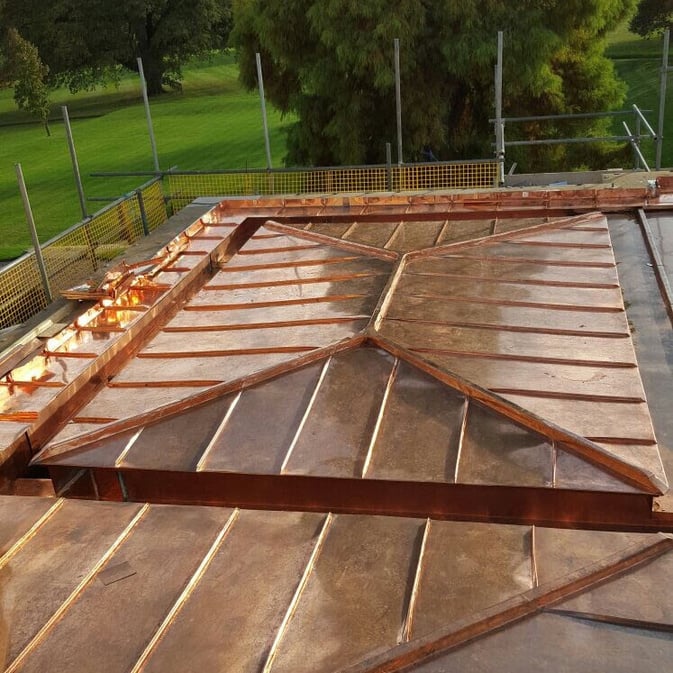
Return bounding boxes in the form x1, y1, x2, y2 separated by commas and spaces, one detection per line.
0, 178, 167, 328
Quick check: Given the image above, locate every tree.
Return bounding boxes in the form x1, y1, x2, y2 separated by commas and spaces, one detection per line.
631, 0, 673, 37
233, 0, 638, 170
0, 29, 52, 135
1, 0, 232, 95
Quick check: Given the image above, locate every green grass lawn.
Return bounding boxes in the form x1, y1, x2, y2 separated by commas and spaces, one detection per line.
606, 22, 673, 170
0, 52, 293, 260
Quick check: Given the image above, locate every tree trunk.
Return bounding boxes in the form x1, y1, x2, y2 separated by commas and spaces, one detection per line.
140, 51, 165, 96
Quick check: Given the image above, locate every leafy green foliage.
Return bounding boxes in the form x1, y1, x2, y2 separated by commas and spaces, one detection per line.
1, 0, 233, 95
631, 0, 673, 37
233, 0, 638, 170
0, 29, 51, 135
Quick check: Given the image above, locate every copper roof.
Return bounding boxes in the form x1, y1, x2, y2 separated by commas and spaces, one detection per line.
1, 185, 673, 671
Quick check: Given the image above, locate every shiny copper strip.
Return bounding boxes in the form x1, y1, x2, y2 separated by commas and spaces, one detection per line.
115, 428, 144, 467
428, 254, 614, 269
402, 293, 623, 313
0, 498, 64, 569
382, 222, 404, 249
504, 241, 611, 249
163, 317, 368, 333
261, 513, 334, 673
195, 392, 242, 471
543, 609, 673, 633
5, 503, 150, 673
386, 317, 629, 339
280, 358, 332, 473
0, 412, 39, 422
215, 256, 363, 272
108, 380, 224, 388
531, 526, 539, 587
401, 518, 431, 643
454, 400, 469, 483
137, 347, 316, 358
410, 348, 636, 369
361, 359, 400, 478
182, 294, 365, 311
264, 220, 399, 261
129, 508, 241, 673
489, 389, 644, 404
403, 271, 619, 290
236, 244, 319, 255
205, 271, 386, 291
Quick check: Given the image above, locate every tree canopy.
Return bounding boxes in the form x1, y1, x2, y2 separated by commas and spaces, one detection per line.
630, 0, 673, 37
1, 0, 232, 95
233, 0, 638, 170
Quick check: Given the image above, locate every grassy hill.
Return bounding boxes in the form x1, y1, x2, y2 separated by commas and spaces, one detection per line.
0, 52, 293, 260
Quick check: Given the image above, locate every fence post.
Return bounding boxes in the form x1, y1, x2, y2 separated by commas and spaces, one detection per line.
15, 164, 53, 304
386, 143, 393, 191
256, 53, 273, 171
495, 31, 505, 185
136, 190, 151, 236
62, 106, 88, 220
657, 29, 670, 171
394, 39, 403, 165
137, 57, 161, 173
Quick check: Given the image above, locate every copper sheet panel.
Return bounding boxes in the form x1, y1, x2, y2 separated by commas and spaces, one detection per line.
366, 361, 465, 482
381, 297, 629, 335
500, 395, 655, 441
201, 363, 323, 474
305, 221, 354, 238
268, 514, 423, 673
413, 612, 673, 672
594, 442, 666, 487
558, 550, 673, 625
203, 256, 391, 285
187, 276, 386, 307
111, 352, 301, 384
342, 221, 399, 247
14, 505, 233, 673
382, 221, 446, 252
70, 386, 210, 426
414, 354, 644, 400
435, 220, 494, 245
533, 527, 656, 586
141, 510, 326, 673
142, 321, 367, 353
0, 496, 56, 554
165, 297, 375, 327
396, 274, 624, 308
283, 349, 394, 478
381, 321, 635, 363
492, 216, 550, 233
411, 521, 533, 639
0, 499, 142, 666
222, 244, 356, 269
452, 240, 614, 264
407, 255, 619, 285
457, 403, 553, 487
121, 397, 234, 471
554, 450, 641, 493
42, 430, 138, 468
515, 228, 613, 245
